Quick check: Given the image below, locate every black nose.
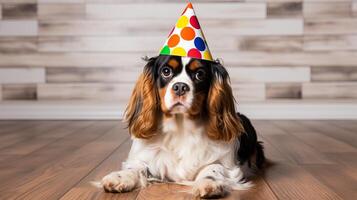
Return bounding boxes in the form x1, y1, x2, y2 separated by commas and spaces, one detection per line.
172, 82, 190, 96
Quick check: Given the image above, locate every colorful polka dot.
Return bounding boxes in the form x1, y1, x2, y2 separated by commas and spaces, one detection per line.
168, 34, 180, 48
194, 37, 205, 51
188, 48, 201, 59
172, 47, 186, 57
160, 45, 170, 55
180, 27, 195, 41
159, 2, 214, 61
203, 51, 212, 60
176, 16, 188, 28
190, 16, 200, 29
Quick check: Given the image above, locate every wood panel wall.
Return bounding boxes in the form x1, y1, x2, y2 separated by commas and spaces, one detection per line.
0, 0, 357, 106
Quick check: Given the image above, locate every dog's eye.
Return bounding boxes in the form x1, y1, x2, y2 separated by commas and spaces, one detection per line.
195, 69, 206, 81
161, 66, 173, 78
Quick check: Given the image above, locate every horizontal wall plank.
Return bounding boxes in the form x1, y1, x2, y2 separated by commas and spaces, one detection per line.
2, 84, 37, 100
39, 19, 303, 36
39, 36, 303, 53
38, 36, 163, 52
218, 51, 357, 67
0, 20, 38, 36
37, 83, 134, 102
228, 67, 310, 83
267, 2, 302, 18
38, 0, 85, 3
303, 2, 351, 18
305, 19, 357, 35
304, 35, 357, 51
0, 1, 36, 3
266, 83, 302, 99
303, 82, 357, 99
86, 3, 266, 19
2, 51, 357, 67
237, 36, 302, 52
38, 4, 85, 20
311, 66, 357, 82
46, 67, 141, 83
0, 53, 151, 67
2, 3, 37, 19
232, 83, 265, 101
0, 68, 45, 84
0, 37, 37, 53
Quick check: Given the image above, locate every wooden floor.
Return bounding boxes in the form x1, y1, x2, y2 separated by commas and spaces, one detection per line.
0, 120, 356, 200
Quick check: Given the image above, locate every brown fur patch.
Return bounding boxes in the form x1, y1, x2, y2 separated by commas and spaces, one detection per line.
168, 58, 179, 70
206, 78, 244, 142
124, 69, 161, 139
188, 60, 202, 71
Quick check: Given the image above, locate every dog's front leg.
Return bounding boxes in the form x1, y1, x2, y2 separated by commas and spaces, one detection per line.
191, 164, 229, 198
101, 168, 146, 193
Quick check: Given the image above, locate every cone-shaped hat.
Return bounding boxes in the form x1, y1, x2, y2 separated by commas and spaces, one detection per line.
159, 2, 213, 61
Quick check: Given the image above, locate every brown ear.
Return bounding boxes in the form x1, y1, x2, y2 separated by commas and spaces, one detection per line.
124, 57, 160, 139
207, 62, 244, 142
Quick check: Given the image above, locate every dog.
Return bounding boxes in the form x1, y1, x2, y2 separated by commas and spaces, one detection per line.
100, 55, 265, 198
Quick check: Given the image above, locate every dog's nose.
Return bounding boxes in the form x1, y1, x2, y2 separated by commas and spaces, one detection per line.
172, 82, 190, 96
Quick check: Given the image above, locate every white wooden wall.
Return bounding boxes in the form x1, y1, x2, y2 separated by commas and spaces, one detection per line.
0, 0, 357, 119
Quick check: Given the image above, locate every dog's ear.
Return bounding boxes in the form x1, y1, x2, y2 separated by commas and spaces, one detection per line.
124, 57, 160, 139
206, 61, 244, 142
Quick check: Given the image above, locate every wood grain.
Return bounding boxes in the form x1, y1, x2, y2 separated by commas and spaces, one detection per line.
266, 83, 302, 99
264, 163, 342, 200
228, 67, 309, 83
0, 121, 119, 200
304, 35, 357, 51
305, 19, 357, 35
303, 82, 357, 99
46, 67, 141, 83
2, 3, 37, 19
38, 3, 85, 20
37, 83, 135, 101
231, 83, 265, 101
238, 36, 302, 52
2, 84, 37, 100
311, 66, 357, 82
0, 37, 37, 53
0, 120, 356, 199
303, 2, 351, 18
86, 3, 266, 19
267, 2, 302, 18
38, 0, 89, 3
39, 19, 303, 36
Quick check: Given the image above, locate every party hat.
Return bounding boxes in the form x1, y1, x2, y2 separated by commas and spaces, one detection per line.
159, 2, 213, 61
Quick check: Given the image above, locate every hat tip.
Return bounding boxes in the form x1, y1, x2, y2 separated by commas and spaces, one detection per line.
187, 2, 193, 8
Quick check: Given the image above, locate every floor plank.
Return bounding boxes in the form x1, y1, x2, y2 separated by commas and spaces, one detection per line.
0, 120, 356, 200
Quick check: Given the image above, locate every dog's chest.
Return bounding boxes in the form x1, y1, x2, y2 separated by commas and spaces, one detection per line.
147, 118, 231, 181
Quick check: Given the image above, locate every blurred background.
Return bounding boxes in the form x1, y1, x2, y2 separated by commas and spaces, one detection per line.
0, 0, 356, 119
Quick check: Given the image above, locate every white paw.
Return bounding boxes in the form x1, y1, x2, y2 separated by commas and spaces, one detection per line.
193, 178, 227, 198
101, 171, 138, 193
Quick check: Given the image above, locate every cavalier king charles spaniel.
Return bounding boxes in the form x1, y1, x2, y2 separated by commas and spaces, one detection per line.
100, 55, 265, 198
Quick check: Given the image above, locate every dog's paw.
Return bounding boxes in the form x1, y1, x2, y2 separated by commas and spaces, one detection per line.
193, 178, 227, 198
101, 170, 138, 193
